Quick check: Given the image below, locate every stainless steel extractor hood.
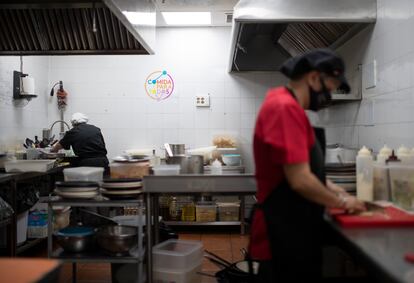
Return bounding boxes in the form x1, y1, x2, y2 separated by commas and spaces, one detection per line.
229, 0, 377, 72
0, 0, 156, 55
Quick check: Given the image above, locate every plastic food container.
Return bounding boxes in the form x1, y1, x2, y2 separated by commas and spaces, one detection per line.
222, 154, 241, 166
373, 164, 391, 201
152, 239, 204, 270
5, 160, 55, 173
153, 261, 202, 283
152, 165, 180, 175
389, 165, 414, 210
64, 167, 104, 182
27, 211, 48, 239
196, 202, 217, 222
53, 207, 71, 231
217, 202, 240, 221
110, 162, 149, 179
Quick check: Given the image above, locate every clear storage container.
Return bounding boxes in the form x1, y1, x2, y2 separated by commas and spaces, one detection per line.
64, 167, 104, 182
153, 261, 202, 283
373, 164, 391, 201
217, 202, 240, 221
5, 160, 55, 173
152, 165, 180, 175
109, 162, 149, 179
152, 239, 204, 271
389, 165, 414, 210
196, 202, 217, 222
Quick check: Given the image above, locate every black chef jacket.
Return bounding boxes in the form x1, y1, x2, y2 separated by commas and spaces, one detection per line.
60, 123, 108, 159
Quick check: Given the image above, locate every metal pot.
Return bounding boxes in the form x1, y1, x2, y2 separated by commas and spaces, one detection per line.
166, 155, 204, 174
165, 144, 185, 158
186, 155, 204, 174
97, 225, 138, 255
54, 226, 96, 253
326, 144, 357, 164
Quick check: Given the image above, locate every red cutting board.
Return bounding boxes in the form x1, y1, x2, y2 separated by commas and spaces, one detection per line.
330, 206, 414, 228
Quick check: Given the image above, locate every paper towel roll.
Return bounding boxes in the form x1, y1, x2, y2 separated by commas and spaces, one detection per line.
21, 76, 35, 95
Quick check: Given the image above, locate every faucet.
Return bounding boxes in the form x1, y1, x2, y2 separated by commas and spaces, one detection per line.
50, 120, 71, 139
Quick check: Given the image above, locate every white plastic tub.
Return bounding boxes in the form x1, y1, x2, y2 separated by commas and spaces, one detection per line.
153, 165, 180, 175
153, 260, 202, 283
222, 154, 241, 166
5, 160, 55, 173
64, 167, 104, 182
389, 165, 414, 210
152, 239, 204, 270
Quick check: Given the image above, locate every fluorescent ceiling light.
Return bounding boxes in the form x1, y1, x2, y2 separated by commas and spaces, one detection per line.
123, 11, 156, 26
162, 12, 211, 26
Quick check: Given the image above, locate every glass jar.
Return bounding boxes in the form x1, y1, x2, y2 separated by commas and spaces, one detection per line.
181, 199, 196, 221
169, 197, 182, 221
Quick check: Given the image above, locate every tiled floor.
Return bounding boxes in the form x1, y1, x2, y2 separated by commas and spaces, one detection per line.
53, 231, 249, 283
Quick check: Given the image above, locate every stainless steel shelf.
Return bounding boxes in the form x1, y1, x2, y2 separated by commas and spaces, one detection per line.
164, 221, 241, 226
51, 248, 144, 263
45, 196, 144, 207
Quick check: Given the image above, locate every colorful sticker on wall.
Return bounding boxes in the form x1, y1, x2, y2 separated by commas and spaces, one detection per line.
145, 70, 174, 101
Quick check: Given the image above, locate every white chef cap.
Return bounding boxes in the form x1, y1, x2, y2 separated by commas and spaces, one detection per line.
71, 112, 89, 126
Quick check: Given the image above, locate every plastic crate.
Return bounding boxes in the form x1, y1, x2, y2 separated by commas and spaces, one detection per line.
196, 202, 217, 222
110, 162, 150, 178
217, 202, 240, 221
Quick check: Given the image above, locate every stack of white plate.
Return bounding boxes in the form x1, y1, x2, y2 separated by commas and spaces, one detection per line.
54, 181, 100, 199
101, 178, 143, 199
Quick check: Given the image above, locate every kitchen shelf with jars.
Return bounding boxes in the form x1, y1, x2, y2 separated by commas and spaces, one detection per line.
160, 195, 243, 227
43, 167, 146, 283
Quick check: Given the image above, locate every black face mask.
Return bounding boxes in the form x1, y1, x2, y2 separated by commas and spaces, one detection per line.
308, 78, 332, 111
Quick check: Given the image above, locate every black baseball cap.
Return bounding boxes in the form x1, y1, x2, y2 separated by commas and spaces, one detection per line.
280, 49, 350, 93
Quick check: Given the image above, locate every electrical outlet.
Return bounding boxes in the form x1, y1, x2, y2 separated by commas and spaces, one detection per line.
196, 95, 210, 107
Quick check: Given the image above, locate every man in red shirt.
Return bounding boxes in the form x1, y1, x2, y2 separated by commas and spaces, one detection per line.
250, 49, 365, 282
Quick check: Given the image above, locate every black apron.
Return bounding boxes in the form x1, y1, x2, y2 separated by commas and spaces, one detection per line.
255, 90, 327, 282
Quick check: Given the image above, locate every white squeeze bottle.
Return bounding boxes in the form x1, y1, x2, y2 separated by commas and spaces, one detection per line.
397, 145, 413, 164
211, 159, 223, 175
376, 145, 392, 164
356, 146, 374, 201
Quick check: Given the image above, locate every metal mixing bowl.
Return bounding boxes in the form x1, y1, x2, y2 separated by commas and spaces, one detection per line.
97, 225, 138, 255
54, 226, 96, 253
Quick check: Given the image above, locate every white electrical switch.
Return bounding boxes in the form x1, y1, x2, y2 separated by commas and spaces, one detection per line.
196, 94, 210, 107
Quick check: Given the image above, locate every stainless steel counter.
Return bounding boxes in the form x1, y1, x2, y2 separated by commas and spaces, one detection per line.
327, 217, 414, 283
143, 174, 256, 194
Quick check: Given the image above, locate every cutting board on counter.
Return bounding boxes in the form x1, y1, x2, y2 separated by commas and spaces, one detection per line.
329, 206, 414, 228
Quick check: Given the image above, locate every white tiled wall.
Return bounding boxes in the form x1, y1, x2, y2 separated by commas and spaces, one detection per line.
47, 27, 285, 172
0, 56, 50, 151
316, 0, 414, 152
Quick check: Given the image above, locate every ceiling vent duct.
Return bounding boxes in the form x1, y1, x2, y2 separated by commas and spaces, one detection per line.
229, 0, 377, 72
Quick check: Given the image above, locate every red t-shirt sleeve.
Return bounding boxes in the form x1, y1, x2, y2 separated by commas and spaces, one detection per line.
261, 103, 312, 164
